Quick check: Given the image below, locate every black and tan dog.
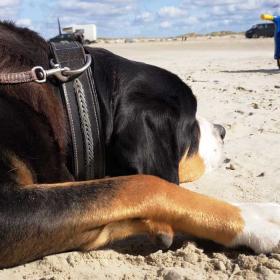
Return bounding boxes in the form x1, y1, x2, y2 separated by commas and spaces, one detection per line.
0, 22, 279, 268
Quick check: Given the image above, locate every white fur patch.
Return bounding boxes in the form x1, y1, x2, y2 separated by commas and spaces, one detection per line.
230, 203, 280, 253
197, 116, 223, 173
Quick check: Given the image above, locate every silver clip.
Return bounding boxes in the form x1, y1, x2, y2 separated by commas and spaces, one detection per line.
47, 63, 71, 82
33, 54, 92, 83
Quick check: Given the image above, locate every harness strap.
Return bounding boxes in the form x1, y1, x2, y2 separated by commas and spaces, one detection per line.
50, 41, 105, 180
0, 70, 38, 84
0, 57, 92, 84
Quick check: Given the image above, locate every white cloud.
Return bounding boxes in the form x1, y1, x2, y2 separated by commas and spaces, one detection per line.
183, 16, 199, 25
0, 0, 21, 18
158, 6, 187, 18
48, 0, 142, 38
0, 0, 20, 7
135, 12, 154, 23
160, 21, 172, 28
53, 0, 138, 36
182, 0, 245, 6
16, 18, 33, 28
183, 0, 279, 12
58, 0, 135, 17
178, 0, 280, 34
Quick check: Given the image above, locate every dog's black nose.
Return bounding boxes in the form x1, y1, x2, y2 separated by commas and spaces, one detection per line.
214, 124, 226, 140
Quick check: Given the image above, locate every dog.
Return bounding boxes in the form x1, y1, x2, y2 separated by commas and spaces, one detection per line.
0, 22, 280, 268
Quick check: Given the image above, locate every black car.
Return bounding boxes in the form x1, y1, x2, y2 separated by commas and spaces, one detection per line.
245, 23, 275, 38
49, 32, 84, 44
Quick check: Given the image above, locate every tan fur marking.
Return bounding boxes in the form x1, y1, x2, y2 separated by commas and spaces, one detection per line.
25, 175, 243, 246
80, 219, 174, 251
10, 155, 34, 185
179, 150, 205, 183
106, 176, 244, 246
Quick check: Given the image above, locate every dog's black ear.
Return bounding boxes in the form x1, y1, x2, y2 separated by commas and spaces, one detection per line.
106, 89, 197, 184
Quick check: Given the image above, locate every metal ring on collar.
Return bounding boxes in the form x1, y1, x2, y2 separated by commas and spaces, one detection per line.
49, 54, 92, 82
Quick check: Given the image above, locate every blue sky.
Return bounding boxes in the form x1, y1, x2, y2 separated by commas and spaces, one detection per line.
1, 0, 280, 39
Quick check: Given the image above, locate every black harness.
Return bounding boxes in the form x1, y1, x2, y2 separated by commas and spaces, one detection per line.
49, 42, 105, 180
0, 41, 105, 181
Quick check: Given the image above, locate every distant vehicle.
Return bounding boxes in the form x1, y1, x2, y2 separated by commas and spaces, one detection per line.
49, 32, 84, 44
63, 24, 97, 44
245, 23, 274, 38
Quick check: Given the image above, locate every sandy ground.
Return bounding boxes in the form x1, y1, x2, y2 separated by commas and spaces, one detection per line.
1, 36, 280, 279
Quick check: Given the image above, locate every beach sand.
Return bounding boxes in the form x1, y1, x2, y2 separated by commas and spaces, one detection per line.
1, 35, 280, 279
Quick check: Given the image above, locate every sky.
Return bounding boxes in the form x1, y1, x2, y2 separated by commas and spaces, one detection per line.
0, 0, 280, 39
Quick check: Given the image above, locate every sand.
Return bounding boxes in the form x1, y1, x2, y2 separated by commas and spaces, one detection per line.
1, 35, 280, 279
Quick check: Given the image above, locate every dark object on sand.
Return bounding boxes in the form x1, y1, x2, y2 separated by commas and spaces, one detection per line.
245, 23, 274, 38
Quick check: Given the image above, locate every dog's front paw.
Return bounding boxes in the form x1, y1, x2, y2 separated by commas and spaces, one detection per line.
230, 203, 280, 253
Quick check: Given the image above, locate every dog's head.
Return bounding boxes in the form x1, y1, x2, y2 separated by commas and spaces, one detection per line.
108, 68, 225, 184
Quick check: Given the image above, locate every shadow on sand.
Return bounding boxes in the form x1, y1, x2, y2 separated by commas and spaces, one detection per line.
105, 234, 253, 259
221, 69, 280, 75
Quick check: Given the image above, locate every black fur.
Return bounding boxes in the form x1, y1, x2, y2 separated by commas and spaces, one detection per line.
87, 48, 199, 183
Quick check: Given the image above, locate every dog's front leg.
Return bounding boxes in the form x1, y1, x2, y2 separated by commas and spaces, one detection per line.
83, 175, 280, 254
1, 174, 280, 268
